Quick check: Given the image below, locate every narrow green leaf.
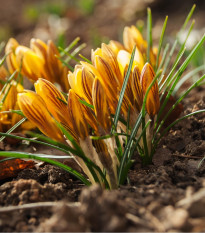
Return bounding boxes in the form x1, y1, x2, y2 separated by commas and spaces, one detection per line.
56, 96, 67, 105
55, 121, 110, 188
173, 65, 205, 95
56, 56, 74, 71
0, 118, 26, 142
146, 8, 152, 63
111, 46, 136, 133
79, 99, 94, 110
154, 74, 205, 139
0, 151, 91, 186
79, 54, 92, 64
179, 4, 196, 32
59, 37, 80, 56
155, 109, 205, 147
0, 71, 17, 97
0, 131, 74, 155
157, 34, 205, 123
120, 119, 151, 183
155, 16, 168, 71
118, 112, 142, 185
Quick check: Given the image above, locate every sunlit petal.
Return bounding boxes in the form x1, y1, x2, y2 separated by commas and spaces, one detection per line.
140, 63, 160, 117
68, 89, 89, 140
35, 79, 70, 126
92, 77, 111, 133
18, 91, 65, 142
132, 66, 143, 111
117, 49, 144, 75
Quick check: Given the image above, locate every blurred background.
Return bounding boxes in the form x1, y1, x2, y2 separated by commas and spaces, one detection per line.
0, 0, 204, 58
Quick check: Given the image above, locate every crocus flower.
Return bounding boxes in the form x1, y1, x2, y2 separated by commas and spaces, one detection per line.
5, 38, 70, 92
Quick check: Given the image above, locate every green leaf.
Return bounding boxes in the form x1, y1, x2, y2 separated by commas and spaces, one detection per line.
146, 8, 152, 63
0, 151, 91, 186
118, 112, 142, 185
157, 34, 205, 123
79, 99, 94, 110
111, 46, 136, 133
0, 118, 26, 142
155, 16, 168, 71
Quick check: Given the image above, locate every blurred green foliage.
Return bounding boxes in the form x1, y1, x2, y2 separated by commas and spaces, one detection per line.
23, 0, 68, 23
77, 0, 95, 15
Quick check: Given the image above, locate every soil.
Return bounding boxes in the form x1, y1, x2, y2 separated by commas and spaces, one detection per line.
0, 0, 205, 232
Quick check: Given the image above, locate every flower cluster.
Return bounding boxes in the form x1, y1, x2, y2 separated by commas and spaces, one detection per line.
17, 26, 160, 188
5, 38, 70, 92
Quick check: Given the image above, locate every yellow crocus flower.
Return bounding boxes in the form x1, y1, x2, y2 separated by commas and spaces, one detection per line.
5, 38, 70, 92
0, 83, 34, 133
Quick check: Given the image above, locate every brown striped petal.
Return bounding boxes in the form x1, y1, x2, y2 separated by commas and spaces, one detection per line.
108, 40, 125, 56
5, 38, 19, 74
101, 43, 123, 85
35, 79, 70, 126
140, 63, 160, 117
18, 91, 65, 143
94, 55, 119, 110
47, 40, 61, 83
68, 89, 89, 140
92, 77, 111, 133
132, 66, 143, 112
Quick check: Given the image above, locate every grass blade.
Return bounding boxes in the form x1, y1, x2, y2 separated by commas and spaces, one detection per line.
154, 109, 205, 148
111, 46, 136, 133
118, 112, 142, 185
147, 8, 152, 63
155, 16, 168, 71
0, 118, 26, 142
157, 34, 205, 123
0, 151, 91, 186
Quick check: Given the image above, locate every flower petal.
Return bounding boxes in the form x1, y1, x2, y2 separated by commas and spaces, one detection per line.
18, 91, 65, 142
132, 66, 143, 111
35, 79, 70, 127
68, 89, 89, 140
92, 77, 111, 133
140, 63, 160, 117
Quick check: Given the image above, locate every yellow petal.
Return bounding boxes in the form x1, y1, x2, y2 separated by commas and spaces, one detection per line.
94, 56, 119, 112
1, 84, 17, 111
35, 79, 70, 127
68, 66, 92, 104
91, 48, 102, 65
47, 40, 61, 83
18, 91, 65, 142
132, 66, 143, 111
140, 63, 160, 117
68, 89, 88, 140
30, 38, 47, 61
123, 26, 147, 53
15, 46, 45, 81
5, 38, 19, 74
108, 40, 125, 56
81, 67, 94, 104
0, 65, 8, 89
117, 49, 144, 75
92, 77, 111, 133
101, 43, 123, 86
80, 61, 100, 77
